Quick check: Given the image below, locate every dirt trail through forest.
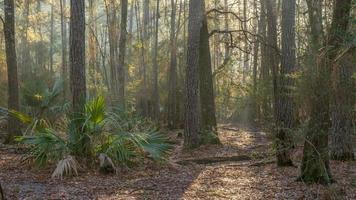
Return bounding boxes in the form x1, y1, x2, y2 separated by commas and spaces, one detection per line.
0, 125, 355, 199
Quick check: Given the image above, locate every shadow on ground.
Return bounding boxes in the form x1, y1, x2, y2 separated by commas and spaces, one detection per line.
1, 125, 355, 199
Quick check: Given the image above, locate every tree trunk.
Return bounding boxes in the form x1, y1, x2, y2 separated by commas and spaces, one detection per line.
4, 0, 21, 143
104, 0, 118, 101
184, 0, 203, 149
251, 0, 260, 121
330, 48, 355, 161
329, 0, 354, 161
60, 0, 68, 101
142, 0, 150, 117
266, 0, 279, 121
242, 0, 249, 82
275, 0, 296, 166
135, 0, 150, 117
299, 0, 330, 184
259, 0, 269, 118
70, 0, 86, 113
152, 0, 160, 120
20, 0, 32, 81
299, 0, 353, 184
198, 1, 218, 134
167, 0, 179, 129
88, 0, 98, 97
35, 1, 45, 73
118, 0, 128, 109
49, 1, 54, 74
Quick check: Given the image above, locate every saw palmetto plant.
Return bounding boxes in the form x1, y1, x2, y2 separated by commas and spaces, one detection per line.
2, 96, 172, 178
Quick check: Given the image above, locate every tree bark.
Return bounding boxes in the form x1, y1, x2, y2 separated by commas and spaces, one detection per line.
70, 0, 86, 113
60, 0, 69, 101
242, 0, 249, 82
49, 0, 54, 74
251, 0, 259, 120
329, 0, 354, 161
259, 0, 269, 118
167, 0, 179, 129
184, 0, 203, 149
199, 1, 218, 134
266, 0, 279, 121
88, 0, 98, 97
118, 0, 128, 109
4, 0, 21, 143
276, 0, 296, 166
152, 0, 160, 120
330, 48, 355, 161
299, 0, 353, 184
20, 0, 32, 81
104, 0, 118, 101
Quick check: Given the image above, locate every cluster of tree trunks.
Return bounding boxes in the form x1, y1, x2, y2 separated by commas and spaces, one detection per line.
299, 0, 354, 184
2, 0, 354, 187
253, 0, 354, 183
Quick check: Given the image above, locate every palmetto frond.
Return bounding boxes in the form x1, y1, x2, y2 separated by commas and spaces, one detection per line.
18, 129, 68, 166
52, 155, 79, 179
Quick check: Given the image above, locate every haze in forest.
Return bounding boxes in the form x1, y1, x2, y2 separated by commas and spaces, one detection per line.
0, 0, 355, 199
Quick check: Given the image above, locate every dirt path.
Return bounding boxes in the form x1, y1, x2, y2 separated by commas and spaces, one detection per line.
0, 125, 355, 199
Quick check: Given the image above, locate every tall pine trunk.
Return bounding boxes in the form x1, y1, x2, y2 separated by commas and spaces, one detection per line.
299, 0, 353, 184
20, 0, 31, 81
259, 0, 269, 119
118, 0, 128, 109
152, 0, 160, 121
329, 0, 354, 161
184, 0, 203, 149
70, 0, 86, 113
49, 1, 54, 74
4, 0, 21, 143
88, 0, 98, 97
199, 1, 218, 134
60, 0, 68, 101
276, 0, 296, 166
167, 0, 178, 129
330, 48, 355, 161
104, 0, 118, 101
266, 0, 279, 119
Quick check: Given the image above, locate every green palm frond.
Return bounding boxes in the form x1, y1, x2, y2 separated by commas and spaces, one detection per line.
85, 96, 105, 124
18, 129, 68, 166
138, 131, 173, 160
101, 130, 173, 165
5, 108, 51, 134
8, 109, 33, 124
104, 134, 137, 166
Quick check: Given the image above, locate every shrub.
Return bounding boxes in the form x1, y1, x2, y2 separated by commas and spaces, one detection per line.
4, 96, 172, 178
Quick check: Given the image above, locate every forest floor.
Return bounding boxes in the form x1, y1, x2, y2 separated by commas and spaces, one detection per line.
1, 124, 356, 200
